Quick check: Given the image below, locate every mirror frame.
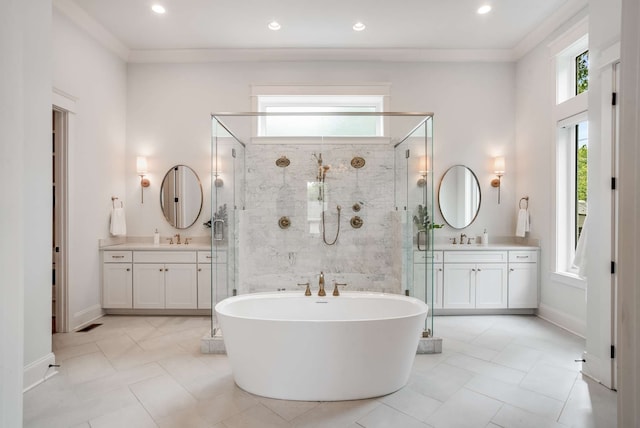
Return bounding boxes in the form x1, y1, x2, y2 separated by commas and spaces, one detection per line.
160, 164, 204, 229
437, 164, 481, 230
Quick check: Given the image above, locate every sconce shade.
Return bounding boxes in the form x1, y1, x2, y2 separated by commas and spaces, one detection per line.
493, 156, 505, 175
136, 156, 148, 174
419, 156, 430, 174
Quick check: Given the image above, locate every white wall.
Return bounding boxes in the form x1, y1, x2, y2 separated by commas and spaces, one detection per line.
515, 9, 590, 336
52, 8, 127, 329
582, 0, 621, 388
126, 61, 516, 245
618, 0, 640, 422
1, 0, 51, 422
1, 2, 27, 424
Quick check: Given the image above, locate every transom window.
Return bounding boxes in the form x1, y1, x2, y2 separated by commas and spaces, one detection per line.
575, 50, 589, 95
256, 95, 385, 137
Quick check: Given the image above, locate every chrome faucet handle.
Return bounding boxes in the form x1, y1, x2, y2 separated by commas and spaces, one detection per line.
450, 237, 457, 245
297, 282, 311, 296
467, 237, 474, 245
332, 281, 348, 296
184, 238, 192, 245
166, 237, 173, 245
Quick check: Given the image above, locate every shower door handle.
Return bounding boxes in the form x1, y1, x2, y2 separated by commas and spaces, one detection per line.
213, 219, 225, 241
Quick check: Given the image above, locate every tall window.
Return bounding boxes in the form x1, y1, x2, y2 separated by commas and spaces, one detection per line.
553, 24, 589, 280
576, 121, 588, 243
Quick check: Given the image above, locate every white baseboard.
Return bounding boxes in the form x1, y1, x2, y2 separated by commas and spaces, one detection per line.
537, 303, 586, 338
23, 352, 57, 392
72, 304, 104, 331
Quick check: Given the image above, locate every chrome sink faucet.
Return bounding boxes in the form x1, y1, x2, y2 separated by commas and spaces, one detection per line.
174, 234, 181, 244
460, 233, 467, 244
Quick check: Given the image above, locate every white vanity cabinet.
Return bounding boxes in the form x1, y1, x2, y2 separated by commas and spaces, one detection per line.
508, 251, 539, 308
197, 250, 227, 309
102, 251, 133, 308
132, 251, 197, 309
443, 251, 508, 309
413, 251, 443, 309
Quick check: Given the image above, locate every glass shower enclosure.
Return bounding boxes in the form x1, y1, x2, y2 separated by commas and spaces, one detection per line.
210, 112, 434, 336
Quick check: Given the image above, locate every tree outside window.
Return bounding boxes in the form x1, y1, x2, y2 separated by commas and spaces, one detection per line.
576, 50, 589, 94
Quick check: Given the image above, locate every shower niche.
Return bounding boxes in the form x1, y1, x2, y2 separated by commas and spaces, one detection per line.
210, 112, 435, 335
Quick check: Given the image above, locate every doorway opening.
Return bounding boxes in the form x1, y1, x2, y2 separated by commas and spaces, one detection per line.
52, 107, 69, 333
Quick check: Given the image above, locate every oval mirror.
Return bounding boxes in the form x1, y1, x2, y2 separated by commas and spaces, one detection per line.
438, 165, 481, 229
160, 165, 203, 229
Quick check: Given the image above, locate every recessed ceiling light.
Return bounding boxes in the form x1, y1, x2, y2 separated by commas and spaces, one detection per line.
268, 21, 281, 31
353, 22, 366, 31
477, 5, 492, 14
151, 4, 166, 14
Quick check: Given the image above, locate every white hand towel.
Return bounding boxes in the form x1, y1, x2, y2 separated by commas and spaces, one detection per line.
572, 216, 588, 278
110, 206, 127, 236
515, 208, 530, 237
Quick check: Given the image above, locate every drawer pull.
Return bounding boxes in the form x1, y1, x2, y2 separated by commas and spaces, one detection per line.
206, 255, 213, 259
516, 255, 529, 259
112, 255, 125, 259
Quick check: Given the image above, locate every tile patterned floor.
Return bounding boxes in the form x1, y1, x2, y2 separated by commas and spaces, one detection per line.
24, 315, 618, 428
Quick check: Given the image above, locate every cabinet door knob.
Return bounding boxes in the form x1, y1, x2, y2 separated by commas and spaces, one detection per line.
477, 269, 481, 272
510, 268, 515, 272
126, 268, 130, 272
159, 268, 163, 272
471, 268, 476, 272
198, 268, 202, 272
164, 268, 169, 272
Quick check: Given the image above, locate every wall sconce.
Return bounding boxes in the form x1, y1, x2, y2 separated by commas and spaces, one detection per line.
136, 156, 150, 203
213, 172, 224, 188
491, 156, 505, 204
417, 156, 430, 187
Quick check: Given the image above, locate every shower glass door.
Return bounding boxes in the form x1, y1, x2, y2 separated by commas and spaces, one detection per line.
211, 119, 245, 333
395, 117, 434, 336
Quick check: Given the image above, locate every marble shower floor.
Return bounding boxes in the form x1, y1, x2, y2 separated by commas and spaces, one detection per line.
24, 315, 617, 428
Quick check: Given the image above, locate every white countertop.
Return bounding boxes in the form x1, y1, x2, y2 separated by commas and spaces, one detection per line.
101, 242, 213, 251
432, 244, 539, 251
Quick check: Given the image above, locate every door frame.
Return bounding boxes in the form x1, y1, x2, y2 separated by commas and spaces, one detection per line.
52, 88, 75, 333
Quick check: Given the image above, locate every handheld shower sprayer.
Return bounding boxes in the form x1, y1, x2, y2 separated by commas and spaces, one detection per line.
312, 152, 341, 245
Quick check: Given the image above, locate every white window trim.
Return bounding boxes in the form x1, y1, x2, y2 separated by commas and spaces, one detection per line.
551, 20, 589, 281
556, 111, 587, 276
549, 17, 589, 104
250, 84, 391, 140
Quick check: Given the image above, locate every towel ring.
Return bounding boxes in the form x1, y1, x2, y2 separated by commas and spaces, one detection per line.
519, 197, 529, 209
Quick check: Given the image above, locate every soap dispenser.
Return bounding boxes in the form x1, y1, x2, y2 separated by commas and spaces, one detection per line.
153, 229, 160, 246
483, 229, 489, 246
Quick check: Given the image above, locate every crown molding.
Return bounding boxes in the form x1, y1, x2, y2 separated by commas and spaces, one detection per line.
53, 0, 129, 61
127, 48, 517, 63
513, 0, 588, 59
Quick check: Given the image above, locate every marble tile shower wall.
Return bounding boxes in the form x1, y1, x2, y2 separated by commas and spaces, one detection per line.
238, 143, 403, 295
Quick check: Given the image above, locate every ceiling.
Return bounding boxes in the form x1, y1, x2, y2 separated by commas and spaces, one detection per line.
63, 0, 586, 61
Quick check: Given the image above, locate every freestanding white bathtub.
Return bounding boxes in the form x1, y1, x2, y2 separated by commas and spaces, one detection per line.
214, 291, 428, 401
